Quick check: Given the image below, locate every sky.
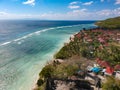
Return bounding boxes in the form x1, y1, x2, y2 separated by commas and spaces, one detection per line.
0, 0, 120, 20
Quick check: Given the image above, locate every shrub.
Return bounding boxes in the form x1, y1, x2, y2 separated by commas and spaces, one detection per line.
102, 76, 120, 90
55, 46, 71, 59
53, 63, 79, 78
39, 65, 54, 79
37, 79, 44, 86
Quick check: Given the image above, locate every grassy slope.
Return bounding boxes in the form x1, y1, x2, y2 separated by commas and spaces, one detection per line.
96, 16, 120, 29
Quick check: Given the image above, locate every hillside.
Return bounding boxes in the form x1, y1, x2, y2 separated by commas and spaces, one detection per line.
55, 28, 120, 65
36, 17, 120, 90
96, 16, 120, 29
36, 28, 120, 90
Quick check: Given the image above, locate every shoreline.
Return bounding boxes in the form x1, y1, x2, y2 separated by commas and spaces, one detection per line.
33, 16, 120, 89
30, 24, 92, 90
31, 32, 79, 90
32, 28, 86, 90
32, 27, 92, 89
35, 27, 120, 90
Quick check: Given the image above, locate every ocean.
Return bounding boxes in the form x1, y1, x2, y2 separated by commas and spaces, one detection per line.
0, 20, 96, 90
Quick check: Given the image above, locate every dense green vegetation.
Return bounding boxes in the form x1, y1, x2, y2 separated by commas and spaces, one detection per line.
102, 76, 120, 90
37, 59, 82, 90
96, 16, 120, 29
55, 29, 120, 65
39, 61, 79, 79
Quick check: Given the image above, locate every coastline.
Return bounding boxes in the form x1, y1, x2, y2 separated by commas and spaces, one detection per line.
1, 22, 96, 90
1, 0, 120, 90
32, 26, 91, 90
35, 26, 120, 90
32, 32, 78, 90
33, 28, 90, 90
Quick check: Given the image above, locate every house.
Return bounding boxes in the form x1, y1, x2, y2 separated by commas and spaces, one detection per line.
70, 35, 75, 41
98, 37, 105, 43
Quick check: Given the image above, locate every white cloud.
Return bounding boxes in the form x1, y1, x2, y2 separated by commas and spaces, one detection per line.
115, 0, 120, 4
80, 9, 87, 12
97, 10, 112, 16
23, 0, 35, 6
70, 1, 78, 5
83, 1, 93, 5
0, 12, 8, 15
40, 8, 120, 20
0, 8, 120, 20
97, 8, 120, 16
101, 0, 104, 2
72, 9, 87, 13
68, 5, 80, 9
40, 9, 90, 20
94, 8, 120, 20
68, 1, 80, 9
113, 7, 120, 15
0, 12, 40, 20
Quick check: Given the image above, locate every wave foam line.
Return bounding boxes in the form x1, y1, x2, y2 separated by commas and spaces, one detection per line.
0, 28, 55, 47
0, 41, 12, 46
0, 24, 83, 47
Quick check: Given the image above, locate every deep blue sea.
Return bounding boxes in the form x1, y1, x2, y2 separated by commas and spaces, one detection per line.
0, 20, 96, 90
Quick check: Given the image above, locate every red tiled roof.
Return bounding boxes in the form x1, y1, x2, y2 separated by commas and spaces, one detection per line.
96, 58, 103, 64
87, 39, 93, 42
106, 66, 114, 74
98, 38, 105, 43
115, 65, 120, 70
100, 61, 110, 67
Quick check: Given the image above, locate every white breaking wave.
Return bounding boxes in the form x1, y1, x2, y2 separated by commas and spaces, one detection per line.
0, 28, 55, 46
0, 24, 82, 47
0, 41, 12, 46
17, 42, 22, 45
34, 28, 54, 34
56, 25, 78, 29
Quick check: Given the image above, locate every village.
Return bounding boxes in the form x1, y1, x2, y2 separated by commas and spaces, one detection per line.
36, 28, 120, 90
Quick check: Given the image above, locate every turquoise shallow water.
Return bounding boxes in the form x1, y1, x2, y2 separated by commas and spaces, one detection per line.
0, 22, 96, 90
